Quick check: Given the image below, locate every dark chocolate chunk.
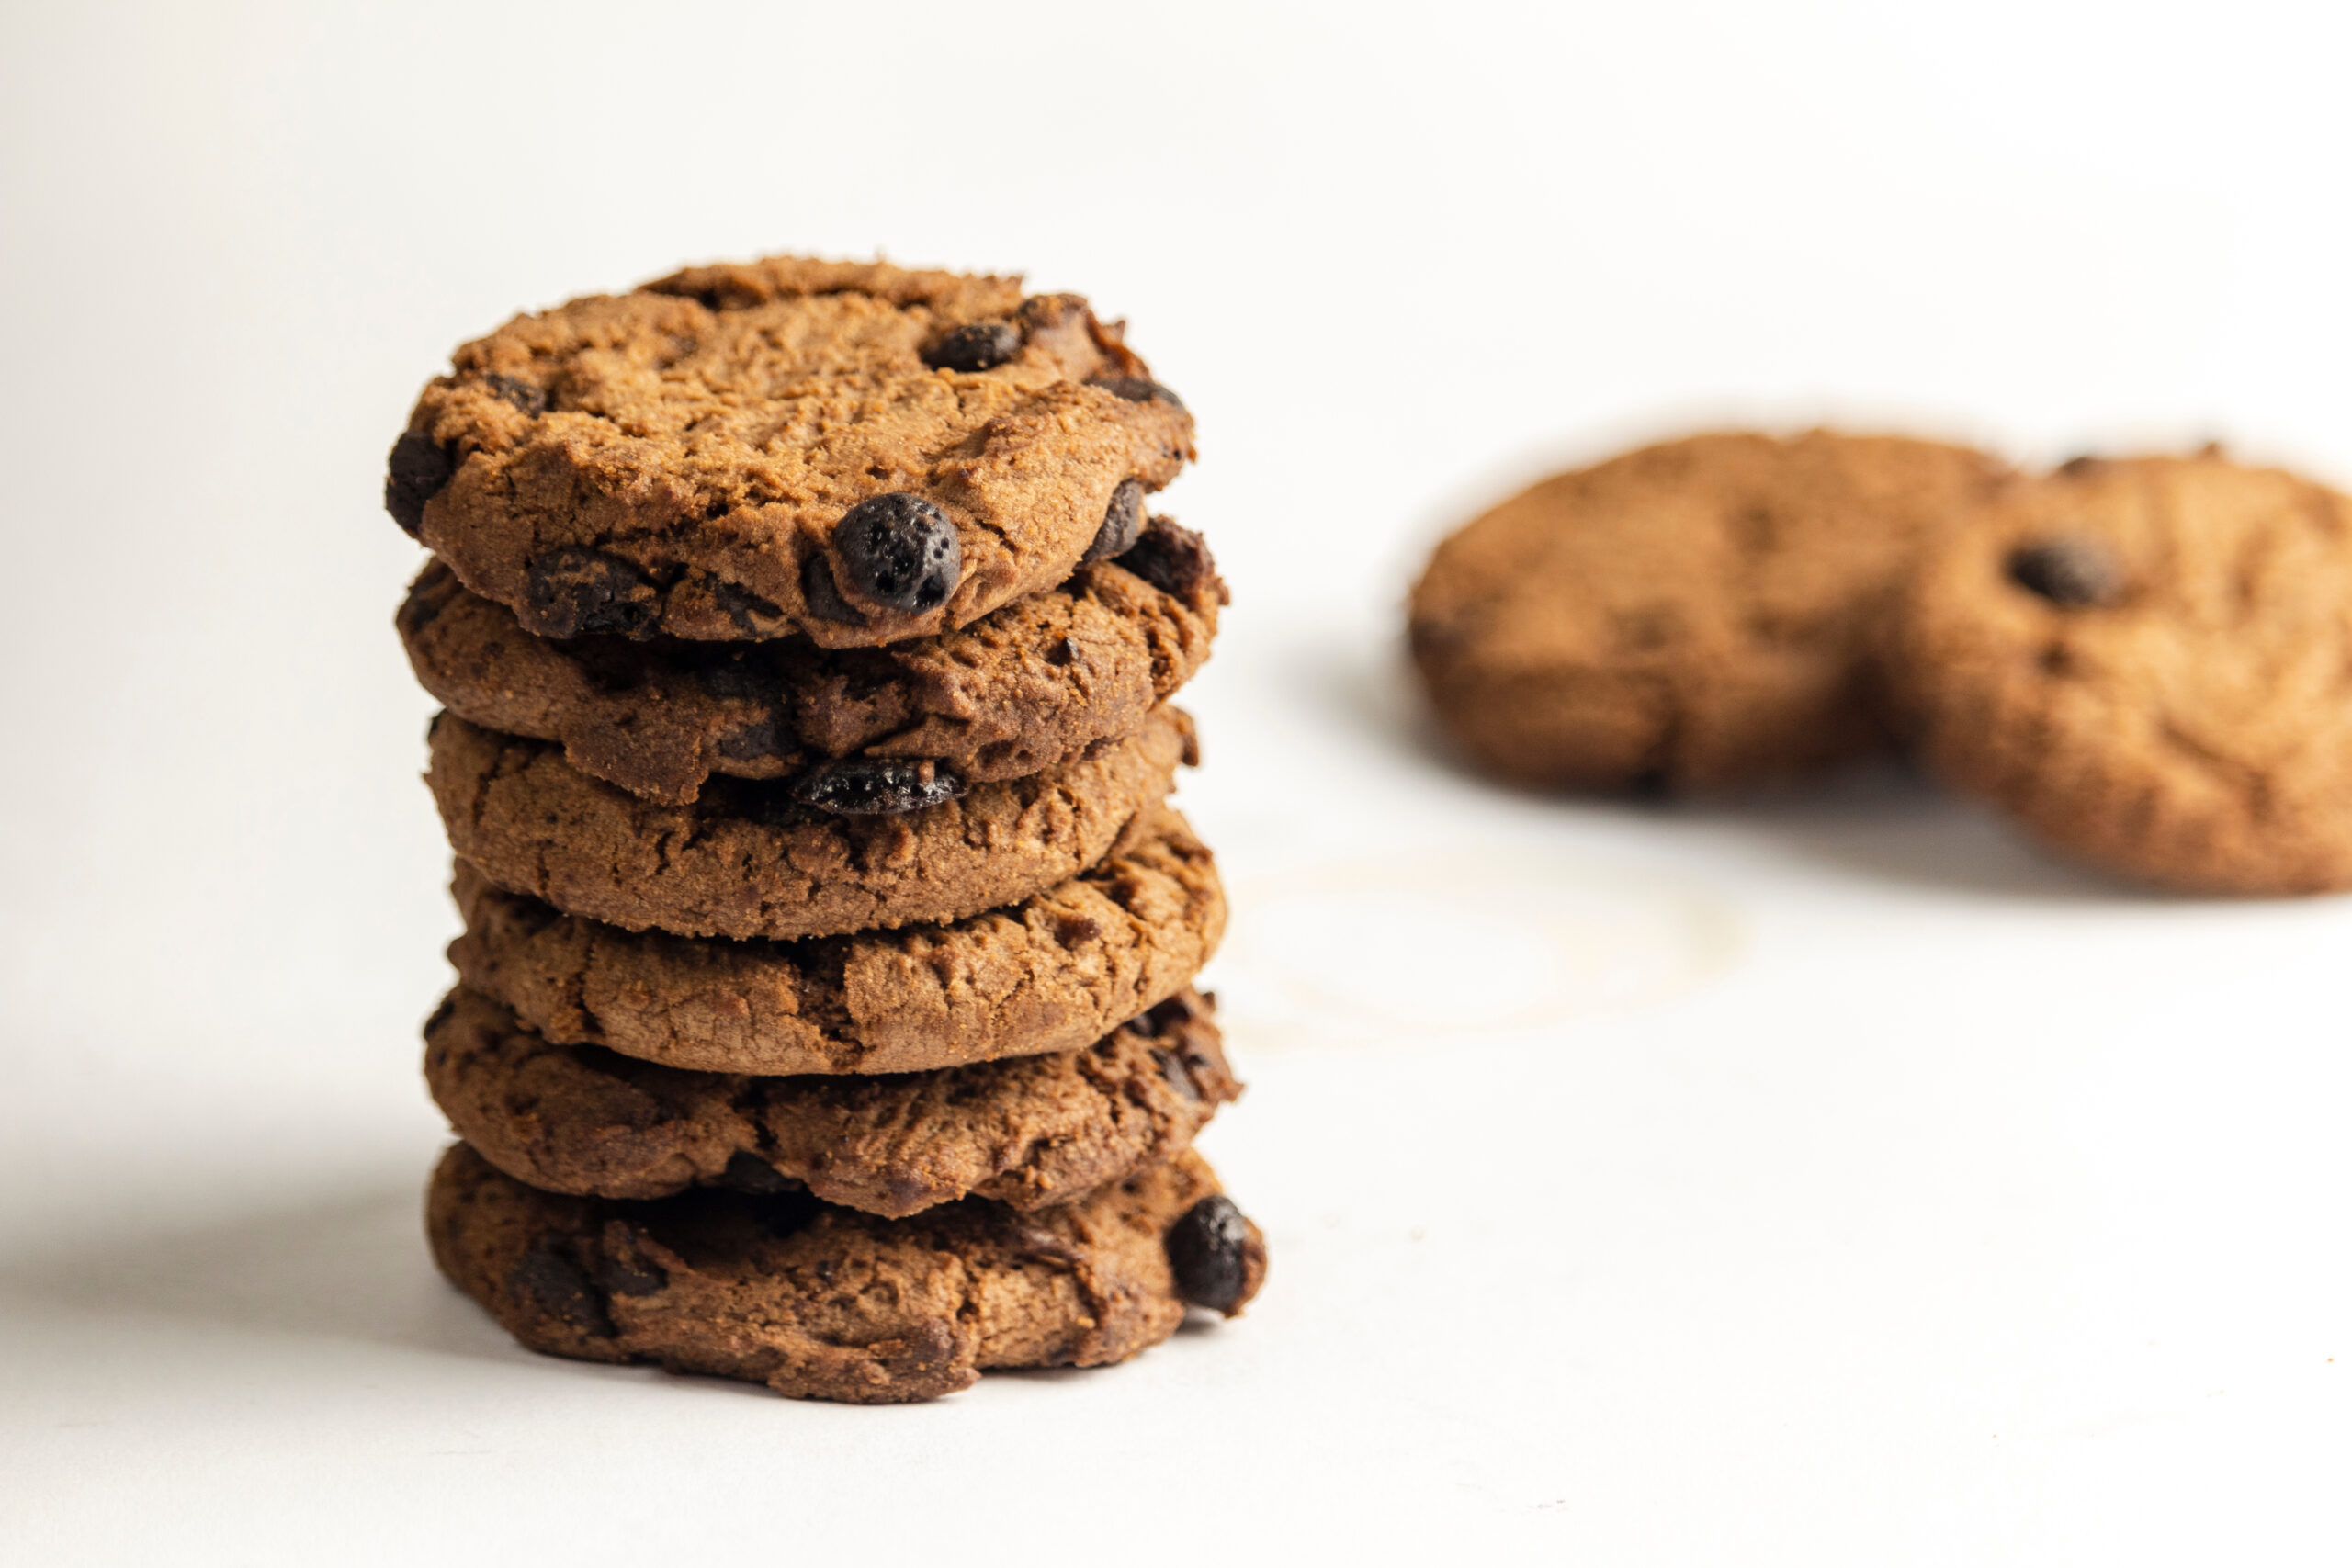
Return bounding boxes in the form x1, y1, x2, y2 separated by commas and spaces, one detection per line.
922, 321, 1020, 374
1082, 479, 1146, 563
1092, 375, 1185, 411
523, 547, 661, 638
483, 374, 548, 416
507, 1242, 615, 1337
384, 432, 455, 535
1152, 1046, 1202, 1101
715, 717, 788, 761
789, 758, 967, 816
692, 649, 784, 704
709, 578, 784, 635
1136, 991, 1200, 1037
594, 1229, 668, 1298
2007, 537, 2124, 607
801, 554, 869, 626
398, 570, 458, 637
718, 1150, 797, 1195
1114, 518, 1219, 606
870, 1318, 958, 1376
1166, 1195, 1251, 1314
831, 494, 961, 613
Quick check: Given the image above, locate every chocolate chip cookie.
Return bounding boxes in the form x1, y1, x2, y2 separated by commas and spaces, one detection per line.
398, 515, 1224, 806
426, 1140, 1266, 1404
447, 804, 1222, 1075
426, 705, 1193, 940
426, 986, 1237, 1216
386, 256, 1194, 648
1408, 431, 2008, 790
1891, 450, 2352, 893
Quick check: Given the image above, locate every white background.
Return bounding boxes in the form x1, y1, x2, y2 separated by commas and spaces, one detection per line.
5, 1, 2351, 1561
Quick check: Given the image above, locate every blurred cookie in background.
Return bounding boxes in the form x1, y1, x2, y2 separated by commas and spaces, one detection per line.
1408, 431, 2007, 792
1889, 449, 2352, 894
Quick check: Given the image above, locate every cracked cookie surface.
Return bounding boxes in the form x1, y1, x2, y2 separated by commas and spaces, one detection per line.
388, 256, 1194, 648
426, 986, 1237, 1216
447, 805, 1223, 1074
1890, 450, 2352, 892
398, 515, 1223, 806
426, 1140, 1263, 1404
425, 706, 1193, 941
1408, 430, 2007, 790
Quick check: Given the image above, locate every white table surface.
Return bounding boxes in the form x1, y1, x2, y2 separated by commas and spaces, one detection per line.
5, 3, 2350, 1562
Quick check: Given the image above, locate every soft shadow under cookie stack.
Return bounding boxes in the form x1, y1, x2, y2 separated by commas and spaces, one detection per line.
384, 255, 1265, 1403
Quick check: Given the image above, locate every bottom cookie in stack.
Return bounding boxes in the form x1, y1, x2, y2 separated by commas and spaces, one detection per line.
424, 988, 1266, 1404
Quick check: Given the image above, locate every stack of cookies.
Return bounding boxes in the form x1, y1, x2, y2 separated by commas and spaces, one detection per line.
385, 255, 1265, 1404
1410, 432, 2352, 895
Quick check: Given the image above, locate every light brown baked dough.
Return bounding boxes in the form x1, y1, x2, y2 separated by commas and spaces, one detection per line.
446, 804, 1222, 1075
426, 1141, 1264, 1404
426, 986, 1237, 1216
1409, 430, 2007, 789
1891, 450, 2352, 893
389, 256, 1193, 648
425, 706, 1193, 940
397, 515, 1222, 806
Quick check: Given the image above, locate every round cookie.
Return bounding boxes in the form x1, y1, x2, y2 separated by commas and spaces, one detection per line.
385, 256, 1195, 649
425, 1141, 1266, 1404
398, 515, 1225, 807
1891, 450, 2352, 893
425, 705, 1193, 940
1408, 430, 2009, 790
425, 986, 1238, 1216
447, 805, 1224, 1075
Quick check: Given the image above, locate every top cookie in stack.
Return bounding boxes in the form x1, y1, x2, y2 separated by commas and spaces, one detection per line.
386, 256, 1194, 648
386, 256, 1263, 1404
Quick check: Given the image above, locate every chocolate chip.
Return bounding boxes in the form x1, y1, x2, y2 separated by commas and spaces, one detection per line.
524, 547, 661, 638
715, 717, 788, 762
1092, 375, 1185, 410
2007, 537, 2124, 607
709, 578, 783, 635
693, 650, 784, 704
423, 994, 458, 1034
718, 1150, 796, 1195
1126, 991, 1200, 1038
789, 758, 968, 816
1081, 479, 1146, 563
483, 374, 548, 416
384, 433, 455, 535
507, 1243, 615, 1337
870, 1318, 959, 1377
1166, 1195, 1251, 1313
398, 573, 457, 637
1114, 518, 1218, 605
1147, 992, 1200, 1032
1152, 1046, 1202, 1101
800, 555, 868, 626
832, 494, 961, 614
594, 1227, 668, 1298
922, 321, 1021, 373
